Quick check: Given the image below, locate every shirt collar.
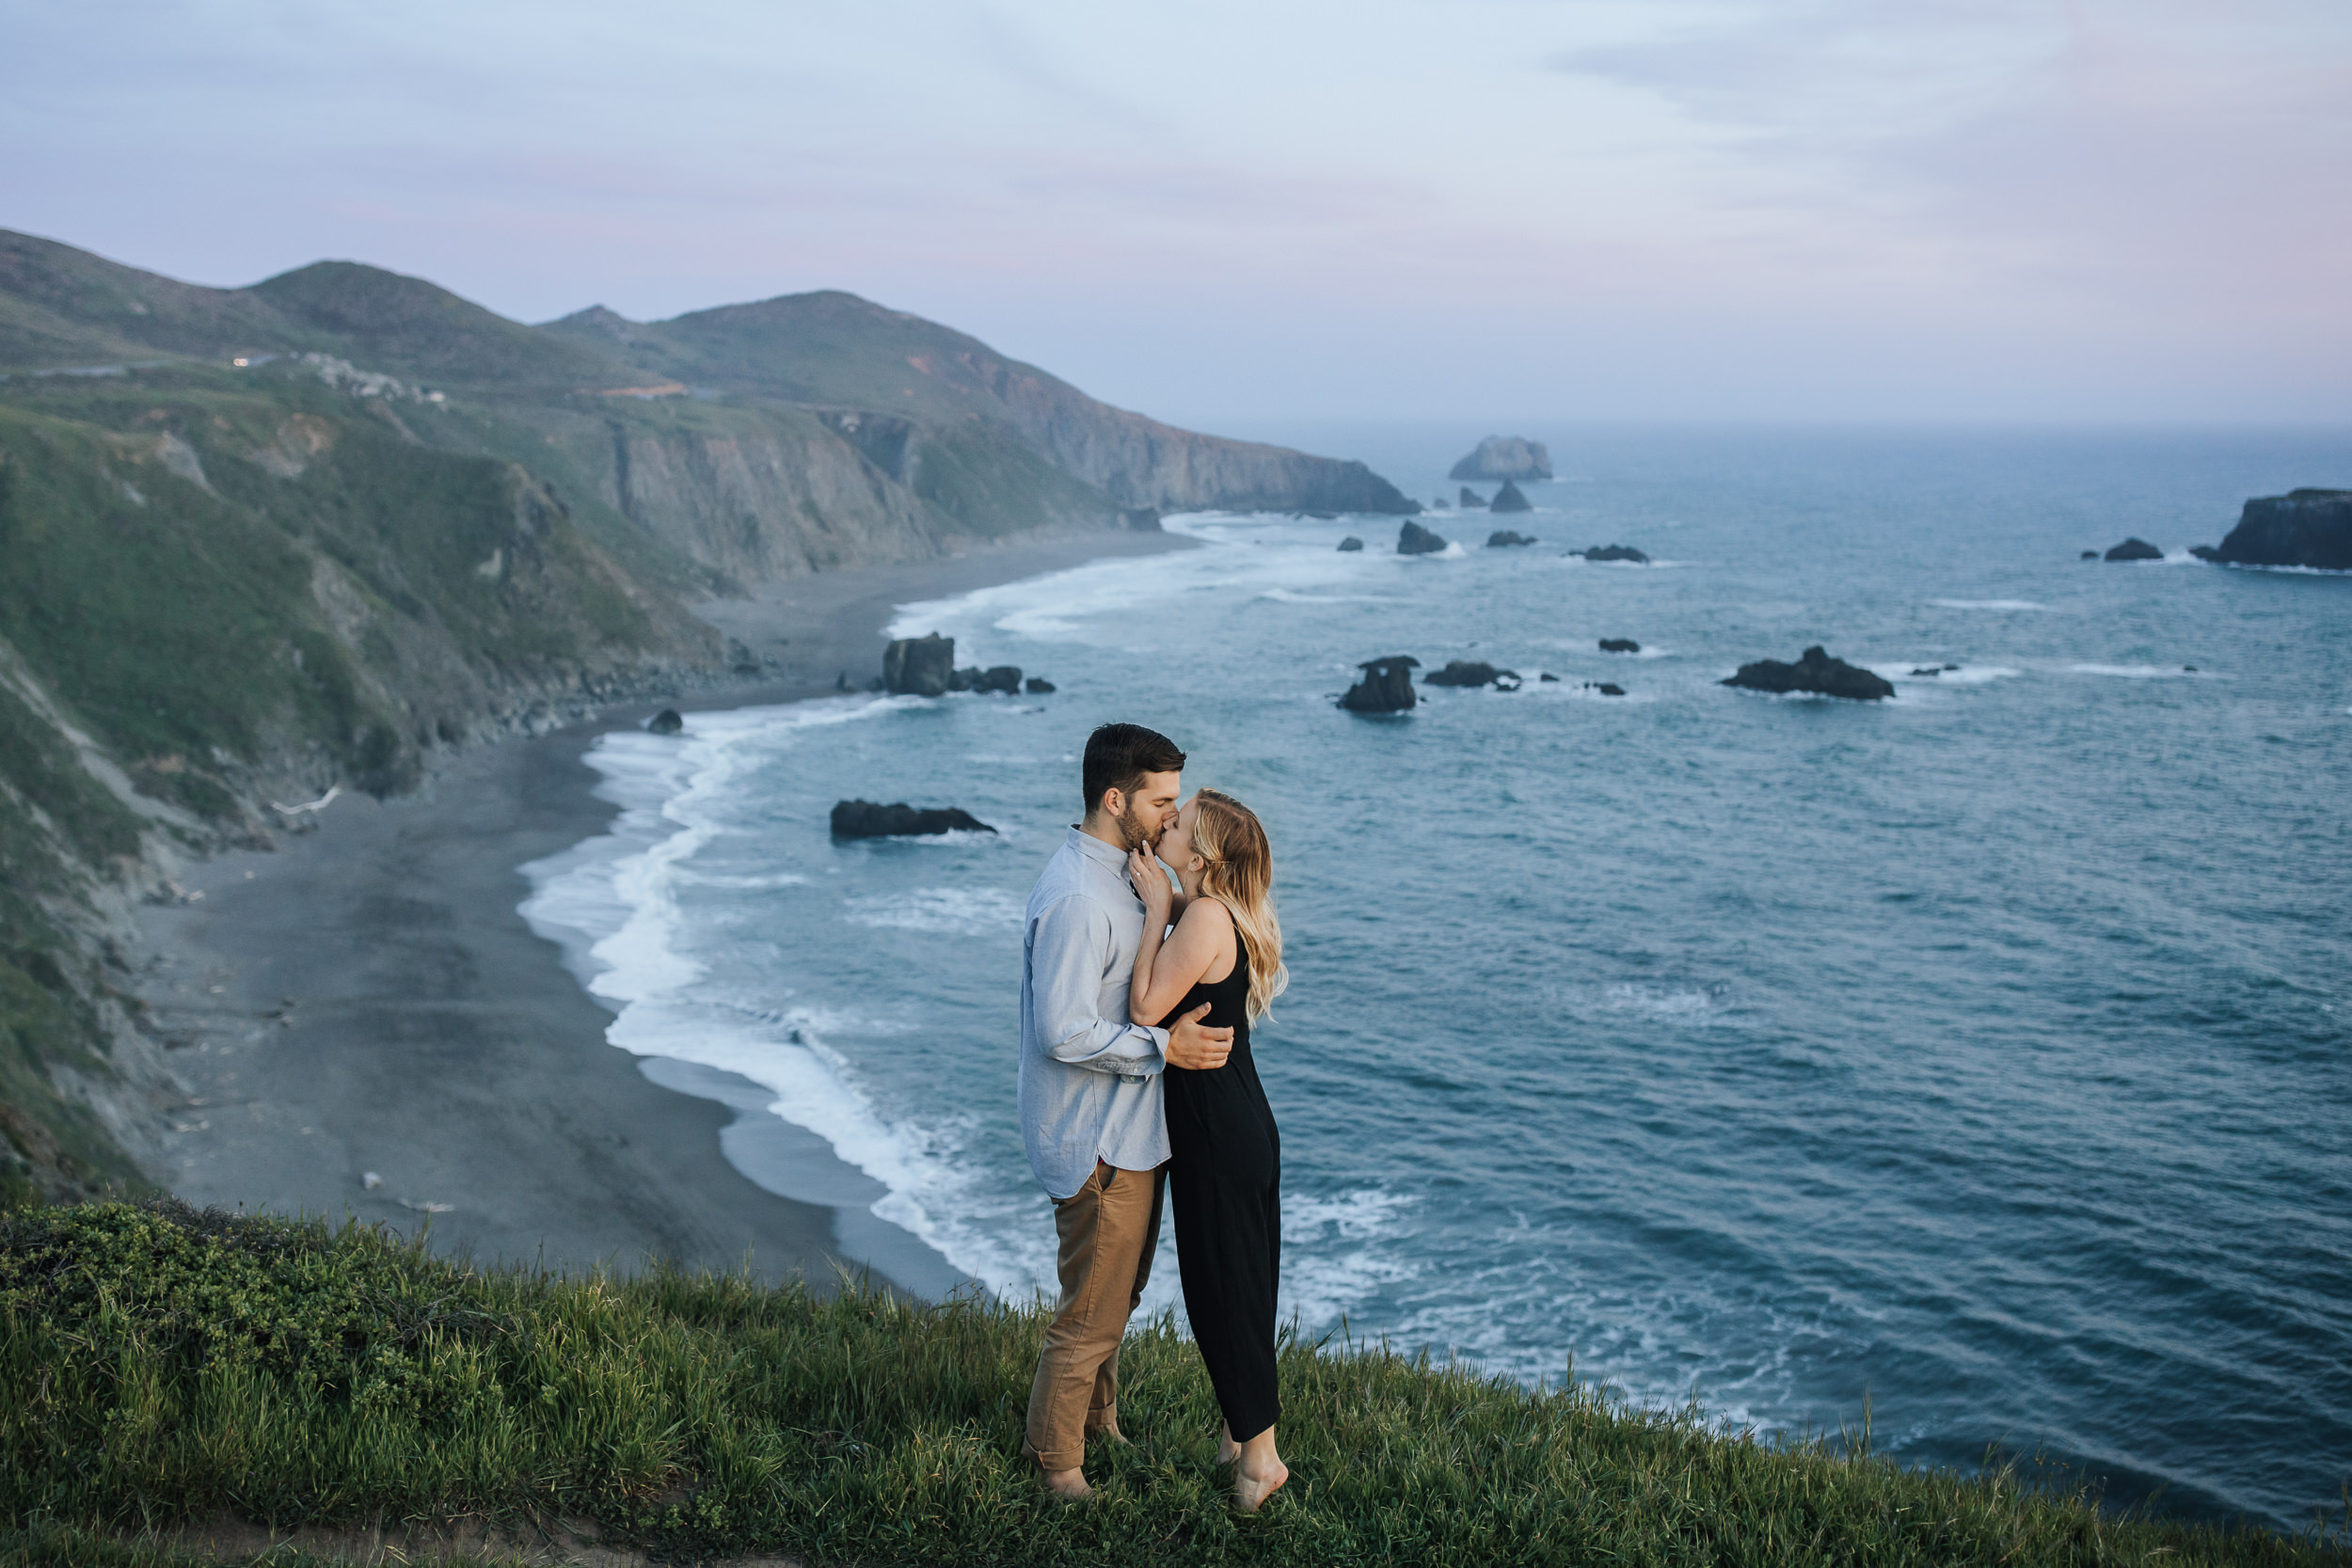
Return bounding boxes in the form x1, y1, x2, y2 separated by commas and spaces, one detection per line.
1066, 825, 1131, 870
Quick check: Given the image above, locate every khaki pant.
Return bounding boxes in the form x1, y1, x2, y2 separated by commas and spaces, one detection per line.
1025, 1160, 1166, 1472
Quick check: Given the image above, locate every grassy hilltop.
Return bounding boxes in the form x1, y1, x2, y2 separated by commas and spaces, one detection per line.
0, 1200, 2341, 1568
0, 228, 1421, 1209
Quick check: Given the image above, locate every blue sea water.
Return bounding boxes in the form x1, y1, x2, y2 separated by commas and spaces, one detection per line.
524, 427, 2351, 1532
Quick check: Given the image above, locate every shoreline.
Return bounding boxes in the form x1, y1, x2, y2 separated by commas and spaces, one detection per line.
136, 526, 1197, 1295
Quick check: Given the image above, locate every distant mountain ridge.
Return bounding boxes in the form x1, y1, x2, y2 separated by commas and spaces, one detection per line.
543, 291, 1418, 515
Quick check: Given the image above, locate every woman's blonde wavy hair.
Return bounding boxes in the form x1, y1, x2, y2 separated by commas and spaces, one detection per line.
1188, 787, 1288, 1023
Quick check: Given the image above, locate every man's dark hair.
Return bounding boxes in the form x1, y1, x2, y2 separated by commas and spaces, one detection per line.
1083, 723, 1185, 815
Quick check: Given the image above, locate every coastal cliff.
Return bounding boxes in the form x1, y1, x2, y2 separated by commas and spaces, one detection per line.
545, 291, 1422, 516
0, 228, 1419, 1203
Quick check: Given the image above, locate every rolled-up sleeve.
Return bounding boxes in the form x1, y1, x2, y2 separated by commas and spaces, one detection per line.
1030, 895, 1168, 1074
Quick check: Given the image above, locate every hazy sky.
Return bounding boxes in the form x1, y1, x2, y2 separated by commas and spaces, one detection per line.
7, 1, 2348, 425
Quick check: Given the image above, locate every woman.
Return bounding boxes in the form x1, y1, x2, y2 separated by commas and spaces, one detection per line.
1126, 788, 1290, 1512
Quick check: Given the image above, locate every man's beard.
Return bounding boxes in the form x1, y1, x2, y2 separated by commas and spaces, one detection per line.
1118, 800, 1156, 851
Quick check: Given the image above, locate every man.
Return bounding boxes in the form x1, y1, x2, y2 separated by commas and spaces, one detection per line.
1019, 721, 1232, 1500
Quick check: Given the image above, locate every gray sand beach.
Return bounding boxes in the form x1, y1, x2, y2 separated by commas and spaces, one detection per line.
139, 529, 1192, 1294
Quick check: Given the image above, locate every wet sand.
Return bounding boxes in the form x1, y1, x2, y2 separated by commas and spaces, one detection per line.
138, 527, 1193, 1292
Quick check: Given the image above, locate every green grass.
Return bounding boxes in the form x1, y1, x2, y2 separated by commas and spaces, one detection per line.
1, 1202, 2338, 1567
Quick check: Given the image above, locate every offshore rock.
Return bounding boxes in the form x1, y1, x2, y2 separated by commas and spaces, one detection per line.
1486, 531, 1536, 547
2104, 537, 2164, 562
883, 632, 955, 696
831, 800, 996, 838
2081, 549, 2101, 560
1423, 660, 1518, 688
973, 665, 1023, 694
1489, 480, 1533, 515
1399, 520, 1450, 555
1459, 486, 1488, 509
1574, 544, 1649, 563
1341, 655, 1420, 713
1598, 638, 1640, 654
1593, 683, 1626, 697
2205, 488, 2352, 570
1722, 646, 1894, 702
1025, 676, 1056, 693
646, 708, 684, 735
1449, 436, 1553, 482
1432, 498, 1452, 509
1337, 536, 1364, 552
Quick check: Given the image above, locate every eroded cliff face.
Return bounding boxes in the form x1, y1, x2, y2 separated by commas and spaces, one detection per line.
950, 355, 1418, 514
544, 403, 1133, 586
597, 416, 946, 581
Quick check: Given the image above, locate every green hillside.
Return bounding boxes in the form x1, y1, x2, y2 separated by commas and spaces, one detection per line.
1, 1201, 2336, 1567
0, 228, 1422, 1211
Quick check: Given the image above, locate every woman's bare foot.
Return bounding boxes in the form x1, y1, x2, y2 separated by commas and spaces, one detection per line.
1230, 1427, 1288, 1513
1217, 1421, 1242, 1466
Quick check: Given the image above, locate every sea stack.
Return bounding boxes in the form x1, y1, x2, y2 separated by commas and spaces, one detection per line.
2199, 489, 2352, 570
1399, 520, 1450, 555
883, 633, 955, 696
1486, 531, 1535, 547
1722, 646, 1895, 701
1459, 486, 1488, 509
2103, 538, 2165, 562
1489, 481, 1533, 515
1449, 436, 1553, 482
1341, 656, 1420, 712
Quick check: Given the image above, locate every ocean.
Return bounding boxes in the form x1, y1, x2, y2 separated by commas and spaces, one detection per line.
521, 426, 2351, 1532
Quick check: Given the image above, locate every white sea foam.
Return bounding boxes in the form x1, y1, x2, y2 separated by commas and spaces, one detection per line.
1931, 598, 2045, 610
843, 887, 1025, 934
1279, 1189, 1422, 1330
2068, 663, 2213, 679
1870, 663, 2020, 687
516, 694, 1062, 1295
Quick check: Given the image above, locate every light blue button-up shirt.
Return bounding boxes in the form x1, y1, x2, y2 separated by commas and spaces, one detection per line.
1018, 827, 1172, 1199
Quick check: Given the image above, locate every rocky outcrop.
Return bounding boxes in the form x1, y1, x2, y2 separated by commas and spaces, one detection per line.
2201, 489, 2352, 570
1573, 545, 1648, 563
1486, 531, 1535, 547
1450, 436, 1552, 482
1598, 639, 1640, 654
1488, 481, 1533, 515
950, 665, 1023, 694
1341, 656, 1419, 713
1459, 487, 1488, 509
1722, 646, 1894, 701
883, 633, 955, 696
1025, 676, 1056, 693
830, 800, 995, 837
1399, 521, 1450, 555
1337, 536, 1364, 552
646, 708, 684, 735
1424, 660, 1519, 689
2104, 538, 2164, 562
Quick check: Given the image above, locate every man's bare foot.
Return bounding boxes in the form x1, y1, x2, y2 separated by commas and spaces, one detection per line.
1232, 1454, 1288, 1513
1041, 1465, 1091, 1501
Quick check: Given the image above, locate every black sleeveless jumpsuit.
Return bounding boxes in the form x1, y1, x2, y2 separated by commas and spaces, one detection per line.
1158, 932, 1282, 1443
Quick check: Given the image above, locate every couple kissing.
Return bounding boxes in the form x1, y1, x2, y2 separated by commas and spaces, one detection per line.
1015, 722, 1290, 1511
